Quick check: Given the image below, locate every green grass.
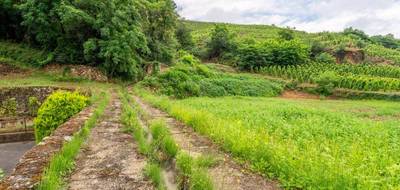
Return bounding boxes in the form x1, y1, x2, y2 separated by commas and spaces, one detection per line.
144, 163, 166, 190
36, 91, 110, 190
135, 87, 400, 189
0, 168, 4, 180
0, 41, 52, 68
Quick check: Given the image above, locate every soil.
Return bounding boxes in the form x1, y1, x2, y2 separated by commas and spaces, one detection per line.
280, 90, 322, 100
0, 64, 29, 77
134, 96, 280, 190
68, 94, 153, 190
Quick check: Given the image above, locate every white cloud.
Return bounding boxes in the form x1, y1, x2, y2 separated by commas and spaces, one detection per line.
175, 0, 400, 38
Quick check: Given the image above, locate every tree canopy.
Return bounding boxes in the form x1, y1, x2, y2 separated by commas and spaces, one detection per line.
1, 0, 178, 79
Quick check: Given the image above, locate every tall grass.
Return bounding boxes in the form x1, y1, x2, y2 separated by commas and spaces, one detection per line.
120, 88, 214, 190
36, 91, 110, 190
134, 86, 400, 189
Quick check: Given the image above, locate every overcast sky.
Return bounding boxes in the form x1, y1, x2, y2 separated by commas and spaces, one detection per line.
175, 0, 400, 38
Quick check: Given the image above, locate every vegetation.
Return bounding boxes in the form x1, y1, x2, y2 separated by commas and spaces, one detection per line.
141, 63, 283, 98
0, 168, 4, 180
236, 39, 310, 71
34, 91, 89, 142
135, 87, 400, 189
1, 0, 178, 79
0, 41, 52, 68
261, 62, 400, 91
0, 98, 17, 116
37, 91, 110, 190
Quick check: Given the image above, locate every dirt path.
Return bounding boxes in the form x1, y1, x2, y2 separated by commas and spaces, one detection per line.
68, 94, 153, 190
133, 96, 280, 190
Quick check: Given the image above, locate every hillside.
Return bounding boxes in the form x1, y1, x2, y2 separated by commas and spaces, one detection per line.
2, 2, 400, 190
184, 20, 400, 65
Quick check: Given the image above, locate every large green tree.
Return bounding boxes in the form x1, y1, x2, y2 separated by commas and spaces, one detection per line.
2, 0, 177, 79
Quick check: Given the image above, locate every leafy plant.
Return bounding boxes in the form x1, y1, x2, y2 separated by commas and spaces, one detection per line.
28, 96, 40, 116
34, 91, 89, 142
206, 24, 237, 59
0, 98, 17, 116
237, 39, 310, 71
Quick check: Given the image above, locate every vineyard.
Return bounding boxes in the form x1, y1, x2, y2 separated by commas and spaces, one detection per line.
261, 63, 400, 91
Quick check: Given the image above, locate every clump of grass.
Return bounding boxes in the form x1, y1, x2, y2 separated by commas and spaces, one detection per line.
176, 152, 214, 190
144, 163, 166, 190
120, 89, 150, 155
36, 91, 110, 190
0, 168, 4, 180
150, 120, 179, 161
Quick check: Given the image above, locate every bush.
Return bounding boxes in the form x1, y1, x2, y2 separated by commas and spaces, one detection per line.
315, 52, 336, 64
34, 91, 88, 142
141, 64, 283, 98
176, 23, 195, 51
3, 0, 177, 79
237, 39, 310, 71
314, 71, 339, 96
176, 50, 200, 65
0, 41, 53, 67
206, 25, 237, 59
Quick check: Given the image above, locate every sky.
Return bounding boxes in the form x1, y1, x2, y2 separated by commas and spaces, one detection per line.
174, 0, 400, 38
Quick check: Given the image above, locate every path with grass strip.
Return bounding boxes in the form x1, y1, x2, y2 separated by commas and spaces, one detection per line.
133, 95, 280, 190
67, 94, 154, 190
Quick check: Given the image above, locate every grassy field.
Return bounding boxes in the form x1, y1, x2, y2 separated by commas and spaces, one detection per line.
136, 87, 400, 189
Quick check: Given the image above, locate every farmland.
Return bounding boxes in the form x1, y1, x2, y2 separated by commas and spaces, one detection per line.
135, 87, 400, 189
2, 1, 400, 189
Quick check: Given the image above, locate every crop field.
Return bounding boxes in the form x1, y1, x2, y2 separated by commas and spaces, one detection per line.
137, 88, 400, 189
261, 63, 400, 91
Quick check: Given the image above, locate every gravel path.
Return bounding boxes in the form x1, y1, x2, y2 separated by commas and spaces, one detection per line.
68, 94, 153, 190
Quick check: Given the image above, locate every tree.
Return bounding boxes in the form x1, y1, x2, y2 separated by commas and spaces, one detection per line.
371, 34, 400, 49
176, 22, 195, 51
343, 27, 370, 41
206, 24, 236, 59
0, 0, 25, 41
14, 0, 178, 79
278, 29, 294, 41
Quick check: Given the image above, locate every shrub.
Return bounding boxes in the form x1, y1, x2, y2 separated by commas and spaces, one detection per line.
206, 25, 237, 59
0, 98, 17, 116
28, 96, 40, 116
315, 52, 336, 64
314, 71, 339, 96
176, 50, 200, 65
237, 39, 310, 71
0, 41, 53, 67
141, 64, 283, 98
34, 91, 88, 142
176, 22, 195, 51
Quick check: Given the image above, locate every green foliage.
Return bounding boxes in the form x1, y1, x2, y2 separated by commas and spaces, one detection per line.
0, 0, 25, 40
176, 50, 200, 65
176, 22, 195, 51
34, 91, 88, 142
2, 0, 177, 79
0, 41, 53, 67
150, 120, 178, 160
28, 96, 40, 116
315, 52, 336, 64
137, 88, 400, 189
314, 71, 338, 95
0, 168, 4, 180
371, 34, 400, 49
237, 39, 310, 71
144, 163, 166, 190
261, 62, 400, 91
0, 98, 17, 116
278, 29, 295, 41
365, 44, 400, 65
141, 64, 283, 98
206, 24, 237, 59
37, 91, 109, 190
176, 152, 214, 190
